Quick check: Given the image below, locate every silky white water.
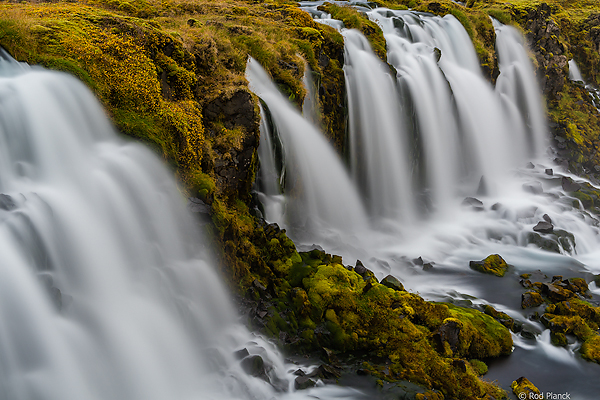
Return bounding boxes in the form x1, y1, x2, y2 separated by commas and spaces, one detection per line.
0, 51, 362, 400
258, 3, 600, 395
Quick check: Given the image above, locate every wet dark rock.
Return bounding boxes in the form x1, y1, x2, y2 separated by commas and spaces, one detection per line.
0, 194, 16, 211
545, 168, 554, 175
461, 197, 484, 211
523, 181, 543, 194
521, 291, 544, 308
241, 355, 267, 378
423, 262, 434, 271
308, 364, 341, 380
491, 202, 502, 211
234, 348, 250, 360
520, 279, 533, 288
543, 214, 552, 223
551, 275, 563, 282
294, 376, 316, 390
381, 275, 404, 291
526, 232, 560, 253
354, 260, 367, 276
294, 369, 305, 376
520, 328, 537, 340
434, 319, 461, 353
562, 176, 581, 192
412, 256, 424, 266
533, 221, 554, 234
526, 162, 535, 169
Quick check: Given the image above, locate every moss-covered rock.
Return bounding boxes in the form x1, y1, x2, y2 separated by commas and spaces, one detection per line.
511, 376, 541, 398
469, 254, 509, 277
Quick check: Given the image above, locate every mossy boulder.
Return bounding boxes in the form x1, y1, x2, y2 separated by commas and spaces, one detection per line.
511, 376, 541, 398
469, 254, 509, 277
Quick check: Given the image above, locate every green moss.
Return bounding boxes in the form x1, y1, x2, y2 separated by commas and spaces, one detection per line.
317, 3, 387, 61
469, 254, 509, 277
511, 377, 541, 398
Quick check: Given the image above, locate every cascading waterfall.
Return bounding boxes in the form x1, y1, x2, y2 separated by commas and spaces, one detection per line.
0, 51, 360, 400
247, 57, 368, 235
256, 4, 600, 394
343, 29, 415, 221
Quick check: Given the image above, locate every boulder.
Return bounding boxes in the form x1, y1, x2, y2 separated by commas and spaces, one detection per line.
381, 275, 404, 291
541, 283, 573, 302
561, 176, 581, 192
469, 254, 509, 277
294, 376, 316, 390
521, 291, 544, 308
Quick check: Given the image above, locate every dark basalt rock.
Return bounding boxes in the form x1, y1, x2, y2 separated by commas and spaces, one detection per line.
240, 355, 267, 379
434, 319, 461, 353
354, 260, 367, 276
561, 176, 581, 192
533, 221, 554, 234
234, 348, 250, 360
543, 214, 552, 223
381, 275, 404, 292
545, 168, 553, 175
294, 376, 316, 390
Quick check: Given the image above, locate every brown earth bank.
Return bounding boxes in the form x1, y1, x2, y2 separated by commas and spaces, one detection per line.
2, 0, 600, 398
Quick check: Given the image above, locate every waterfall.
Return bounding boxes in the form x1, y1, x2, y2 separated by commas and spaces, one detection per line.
0, 52, 358, 400
247, 57, 368, 235
494, 19, 548, 158
343, 29, 415, 221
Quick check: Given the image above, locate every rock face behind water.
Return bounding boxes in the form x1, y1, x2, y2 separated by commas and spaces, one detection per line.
469, 254, 509, 277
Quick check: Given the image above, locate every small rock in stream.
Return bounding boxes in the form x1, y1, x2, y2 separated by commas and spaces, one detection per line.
533, 221, 554, 234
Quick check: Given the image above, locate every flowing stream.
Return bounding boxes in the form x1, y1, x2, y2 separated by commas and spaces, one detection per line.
253, 3, 600, 397
0, 50, 363, 400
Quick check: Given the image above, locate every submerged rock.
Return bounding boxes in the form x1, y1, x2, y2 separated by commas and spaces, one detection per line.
0, 194, 16, 211
523, 181, 543, 194
469, 254, 509, 277
461, 197, 484, 211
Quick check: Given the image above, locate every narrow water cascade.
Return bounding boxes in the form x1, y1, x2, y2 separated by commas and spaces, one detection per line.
494, 19, 548, 158
0, 54, 361, 400
568, 58, 600, 112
